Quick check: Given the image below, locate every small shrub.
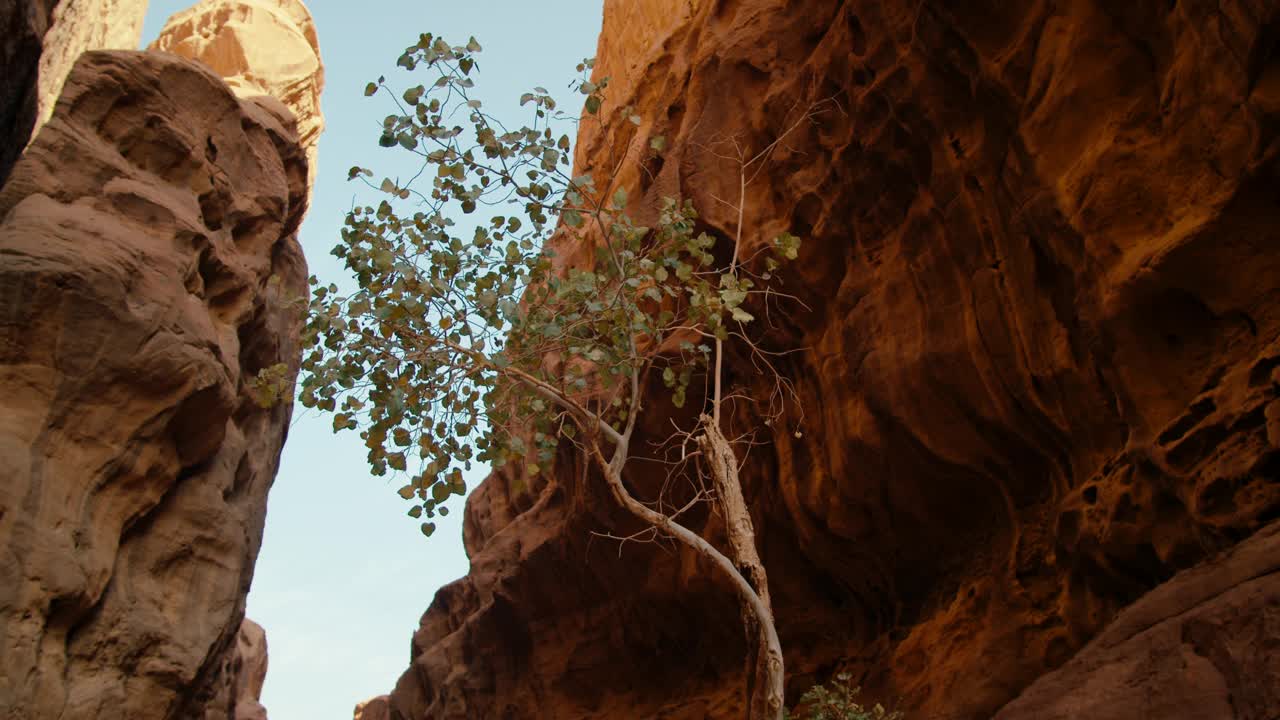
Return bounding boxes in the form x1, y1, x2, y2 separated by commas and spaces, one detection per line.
787, 674, 902, 720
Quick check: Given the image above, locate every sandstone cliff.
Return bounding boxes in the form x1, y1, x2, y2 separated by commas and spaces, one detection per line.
380, 0, 1280, 718
0, 47, 307, 719
0, 0, 147, 185
149, 0, 326, 198
232, 619, 271, 720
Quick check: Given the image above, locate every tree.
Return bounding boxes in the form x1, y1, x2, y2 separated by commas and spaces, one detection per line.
291, 35, 806, 719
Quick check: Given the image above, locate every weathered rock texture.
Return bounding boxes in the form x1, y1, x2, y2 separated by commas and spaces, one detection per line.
149, 0, 325, 198
0, 0, 148, 186
381, 0, 1280, 718
994, 520, 1280, 720
0, 49, 307, 719
354, 695, 392, 720
37, 0, 149, 129
232, 619, 271, 720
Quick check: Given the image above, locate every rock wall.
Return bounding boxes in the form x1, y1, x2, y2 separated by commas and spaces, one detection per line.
232, 619, 271, 720
149, 0, 325, 198
994, 520, 1280, 720
0, 48, 307, 720
382, 0, 1280, 718
354, 695, 392, 720
0, 0, 148, 186
37, 0, 149, 130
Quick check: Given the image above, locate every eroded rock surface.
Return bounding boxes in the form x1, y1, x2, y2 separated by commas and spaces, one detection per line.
150, 0, 325, 198
0, 49, 307, 719
381, 0, 1280, 718
0, 0, 147, 185
354, 695, 392, 720
995, 520, 1280, 720
232, 619, 271, 720
37, 0, 148, 129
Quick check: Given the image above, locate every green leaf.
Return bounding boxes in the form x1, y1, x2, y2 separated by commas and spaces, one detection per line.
584, 95, 601, 114
649, 135, 666, 151
364, 82, 378, 96
612, 186, 627, 210
730, 306, 755, 323
773, 231, 801, 260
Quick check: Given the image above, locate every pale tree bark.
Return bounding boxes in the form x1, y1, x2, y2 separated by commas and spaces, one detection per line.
587, 438, 786, 720
698, 414, 779, 720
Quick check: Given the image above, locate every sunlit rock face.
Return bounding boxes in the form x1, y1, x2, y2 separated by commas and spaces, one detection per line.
0, 0, 147, 185
373, 0, 1280, 718
0, 49, 307, 720
354, 695, 392, 720
233, 619, 271, 720
149, 0, 325, 199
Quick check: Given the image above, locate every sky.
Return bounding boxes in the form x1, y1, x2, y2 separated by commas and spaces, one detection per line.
139, 2, 604, 717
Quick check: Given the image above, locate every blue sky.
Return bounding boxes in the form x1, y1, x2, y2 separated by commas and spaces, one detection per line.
140, 2, 603, 717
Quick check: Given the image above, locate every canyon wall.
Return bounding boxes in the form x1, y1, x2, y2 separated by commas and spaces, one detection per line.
0, 1, 322, 717
0, 48, 308, 719
380, 0, 1280, 718
149, 0, 325, 198
0, 0, 148, 186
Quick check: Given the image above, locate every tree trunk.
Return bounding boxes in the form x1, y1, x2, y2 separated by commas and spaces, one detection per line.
589, 439, 785, 719
697, 415, 780, 720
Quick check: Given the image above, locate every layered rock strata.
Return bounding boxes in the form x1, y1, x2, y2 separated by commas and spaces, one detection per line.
0, 49, 307, 719
380, 0, 1280, 718
0, 0, 148, 185
150, 0, 325, 198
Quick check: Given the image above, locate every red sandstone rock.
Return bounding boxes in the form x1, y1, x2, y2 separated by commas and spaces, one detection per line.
0, 50, 307, 719
378, 0, 1280, 718
994, 520, 1280, 720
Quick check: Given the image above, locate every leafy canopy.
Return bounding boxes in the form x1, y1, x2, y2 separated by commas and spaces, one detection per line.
289, 34, 800, 536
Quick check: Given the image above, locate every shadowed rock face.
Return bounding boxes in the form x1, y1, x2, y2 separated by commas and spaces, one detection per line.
0, 0, 147, 186
0, 50, 307, 720
378, 0, 1280, 718
994, 520, 1280, 720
